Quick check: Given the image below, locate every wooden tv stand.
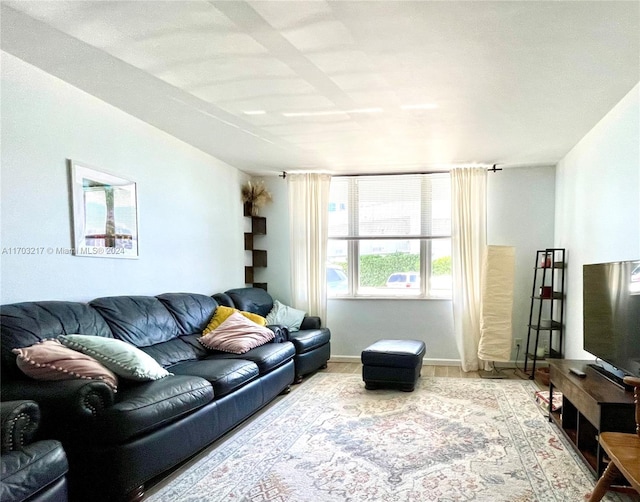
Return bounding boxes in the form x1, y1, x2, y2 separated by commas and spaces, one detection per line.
548, 359, 636, 479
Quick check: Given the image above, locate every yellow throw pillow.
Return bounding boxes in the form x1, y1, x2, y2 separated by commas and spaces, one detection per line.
242, 310, 268, 327
204, 306, 235, 333
203, 306, 266, 335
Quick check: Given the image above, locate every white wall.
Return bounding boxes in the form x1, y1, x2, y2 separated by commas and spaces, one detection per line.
555, 83, 640, 360
261, 167, 556, 362
487, 166, 556, 359
1, 53, 246, 303
253, 176, 292, 305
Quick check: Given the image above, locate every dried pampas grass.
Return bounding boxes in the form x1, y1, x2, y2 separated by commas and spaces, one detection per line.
241, 180, 272, 216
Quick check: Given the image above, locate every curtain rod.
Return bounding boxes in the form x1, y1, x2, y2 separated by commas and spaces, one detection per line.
330, 170, 448, 177
280, 165, 502, 179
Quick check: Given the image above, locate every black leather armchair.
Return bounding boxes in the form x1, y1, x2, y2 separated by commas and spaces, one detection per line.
1, 400, 68, 502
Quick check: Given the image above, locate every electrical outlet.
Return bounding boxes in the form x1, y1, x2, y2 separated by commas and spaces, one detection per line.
515, 338, 523, 349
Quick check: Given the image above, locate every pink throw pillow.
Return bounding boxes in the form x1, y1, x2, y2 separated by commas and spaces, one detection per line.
13, 339, 118, 390
199, 312, 275, 354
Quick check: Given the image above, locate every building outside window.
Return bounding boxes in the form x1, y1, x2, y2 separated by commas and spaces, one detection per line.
327, 173, 451, 299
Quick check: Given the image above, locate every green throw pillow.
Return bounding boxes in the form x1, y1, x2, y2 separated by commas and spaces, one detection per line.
265, 300, 306, 332
59, 334, 171, 381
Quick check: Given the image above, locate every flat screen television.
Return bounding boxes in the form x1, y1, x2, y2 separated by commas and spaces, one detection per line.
583, 259, 640, 385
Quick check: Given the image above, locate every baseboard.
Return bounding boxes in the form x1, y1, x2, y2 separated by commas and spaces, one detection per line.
328, 355, 361, 363
329, 355, 462, 366
329, 355, 523, 368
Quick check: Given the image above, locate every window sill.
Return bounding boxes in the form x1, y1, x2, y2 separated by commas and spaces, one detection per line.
328, 296, 452, 301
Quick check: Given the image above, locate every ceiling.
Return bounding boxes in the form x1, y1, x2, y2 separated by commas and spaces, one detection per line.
2, 1, 639, 175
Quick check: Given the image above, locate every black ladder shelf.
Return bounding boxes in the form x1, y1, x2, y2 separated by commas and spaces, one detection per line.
524, 248, 566, 379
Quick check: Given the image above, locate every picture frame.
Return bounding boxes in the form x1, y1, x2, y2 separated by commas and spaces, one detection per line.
69, 160, 139, 258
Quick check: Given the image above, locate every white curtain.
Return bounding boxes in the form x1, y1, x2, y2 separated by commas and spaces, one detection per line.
287, 173, 331, 324
451, 167, 488, 372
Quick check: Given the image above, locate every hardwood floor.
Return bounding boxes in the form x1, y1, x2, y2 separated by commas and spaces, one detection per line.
324, 361, 529, 380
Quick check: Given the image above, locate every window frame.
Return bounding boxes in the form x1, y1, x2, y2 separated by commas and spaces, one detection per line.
327, 174, 452, 300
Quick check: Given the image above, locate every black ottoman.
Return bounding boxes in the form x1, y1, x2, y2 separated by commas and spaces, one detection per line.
361, 339, 426, 392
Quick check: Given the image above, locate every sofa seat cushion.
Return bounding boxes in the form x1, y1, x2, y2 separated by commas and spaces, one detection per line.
208, 342, 295, 375
168, 359, 258, 398
98, 375, 213, 443
287, 328, 331, 354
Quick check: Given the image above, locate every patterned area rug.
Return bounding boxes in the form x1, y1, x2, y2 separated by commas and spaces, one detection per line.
147, 374, 632, 502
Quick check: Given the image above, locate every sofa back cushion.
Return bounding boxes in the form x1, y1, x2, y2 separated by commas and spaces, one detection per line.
1, 301, 113, 378
156, 293, 218, 335
212, 292, 234, 308
140, 336, 209, 367
224, 288, 274, 318
90, 296, 179, 348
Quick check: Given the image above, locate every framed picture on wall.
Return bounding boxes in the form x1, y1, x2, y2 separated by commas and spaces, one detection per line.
69, 160, 139, 258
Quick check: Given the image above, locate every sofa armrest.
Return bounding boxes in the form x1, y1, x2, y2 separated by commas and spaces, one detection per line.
1, 400, 40, 453
300, 316, 322, 330
1, 439, 68, 502
0, 400, 69, 502
1, 379, 115, 427
267, 324, 289, 343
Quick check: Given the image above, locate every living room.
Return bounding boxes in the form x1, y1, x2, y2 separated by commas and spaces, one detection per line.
1, 1, 638, 362
1, 2, 639, 501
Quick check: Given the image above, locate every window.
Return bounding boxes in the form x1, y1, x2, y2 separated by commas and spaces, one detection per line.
327, 173, 451, 298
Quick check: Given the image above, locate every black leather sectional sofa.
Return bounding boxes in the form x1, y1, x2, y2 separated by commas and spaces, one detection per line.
0, 287, 331, 502
215, 288, 331, 383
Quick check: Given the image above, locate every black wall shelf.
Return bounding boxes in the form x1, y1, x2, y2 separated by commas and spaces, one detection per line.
243, 203, 267, 291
